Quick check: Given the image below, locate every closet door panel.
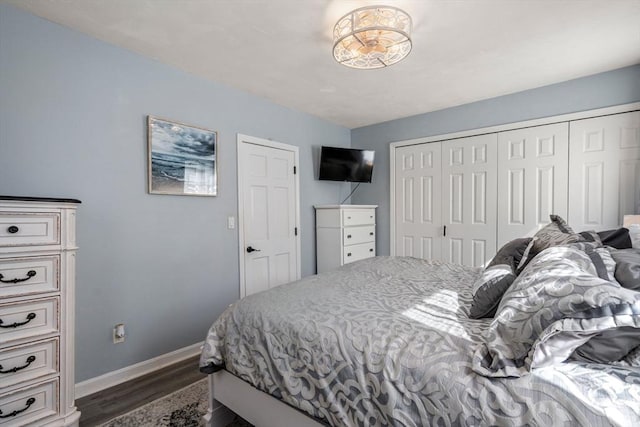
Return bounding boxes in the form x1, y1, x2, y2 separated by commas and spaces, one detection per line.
497, 123, 569, 246
569, 111, 640, 230
442, 134, 497, 267
394, 142, 442, 260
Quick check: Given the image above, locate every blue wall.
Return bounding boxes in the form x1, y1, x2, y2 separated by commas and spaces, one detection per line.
351, 65, 640, 254
0, 4, 351, 382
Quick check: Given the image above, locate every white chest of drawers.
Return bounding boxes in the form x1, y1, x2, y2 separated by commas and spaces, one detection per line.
315, 205, 377, 273
0, 197, 80, 427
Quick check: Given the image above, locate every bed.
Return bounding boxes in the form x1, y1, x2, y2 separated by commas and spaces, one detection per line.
200, 239, 640, 427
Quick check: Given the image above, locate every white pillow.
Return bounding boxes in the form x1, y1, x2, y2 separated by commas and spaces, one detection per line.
630, 224, 640, 249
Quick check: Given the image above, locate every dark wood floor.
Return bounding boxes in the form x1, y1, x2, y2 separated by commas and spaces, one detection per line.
77, 355, 204, 426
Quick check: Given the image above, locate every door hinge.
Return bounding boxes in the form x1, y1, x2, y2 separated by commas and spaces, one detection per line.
294, 227, 298, 236
293, 166, 297, 174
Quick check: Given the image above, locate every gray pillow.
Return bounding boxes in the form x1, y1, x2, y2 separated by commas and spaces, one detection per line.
550, 213, 573, 233
469, 238, 532, 319
488, 237, 532, 268
469, 257, 516, 319
597, 227, 632, 249
472, 245, 640, 378
610, 248, 640, 290
517, 215, 585, 272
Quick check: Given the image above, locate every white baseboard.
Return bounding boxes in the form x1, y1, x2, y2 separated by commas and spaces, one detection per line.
75, 341, 203, 399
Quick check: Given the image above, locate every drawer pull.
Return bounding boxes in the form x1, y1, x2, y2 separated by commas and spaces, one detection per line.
347, 235, 352, 239
0, 270, 37, 284
7, 225, 19, 234
369, 232, 374, 236
369, 249, 374, 252
0, 397, 36, 419
347, 253, 352, 257
0, 312, 36, 329
0, 355, 36, 374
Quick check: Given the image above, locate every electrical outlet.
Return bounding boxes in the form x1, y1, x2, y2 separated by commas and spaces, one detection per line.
113, 323, 125, 344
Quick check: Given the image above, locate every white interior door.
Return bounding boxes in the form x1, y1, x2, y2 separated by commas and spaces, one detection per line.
393, 142, 442, 259
238, 135, 300, 297
442, 134, 497, 267
497, 123, 569, 246
568, 111, 640, 231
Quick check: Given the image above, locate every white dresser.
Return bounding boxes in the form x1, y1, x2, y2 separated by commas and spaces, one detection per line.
315, 205, 377, 273
0, 197, 80, 427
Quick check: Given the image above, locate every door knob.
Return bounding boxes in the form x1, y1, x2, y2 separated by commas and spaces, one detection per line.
246, 246, 261, 253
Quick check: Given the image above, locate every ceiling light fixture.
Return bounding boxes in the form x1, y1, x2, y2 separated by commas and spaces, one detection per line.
333, 5, 412, 70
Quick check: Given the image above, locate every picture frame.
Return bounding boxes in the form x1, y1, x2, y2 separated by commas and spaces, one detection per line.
147, 116, 218, 196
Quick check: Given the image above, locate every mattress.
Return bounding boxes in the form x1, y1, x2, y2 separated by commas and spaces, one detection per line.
200, 256, 640, 426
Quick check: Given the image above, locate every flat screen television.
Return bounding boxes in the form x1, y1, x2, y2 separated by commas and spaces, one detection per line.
318, 146, 375, 183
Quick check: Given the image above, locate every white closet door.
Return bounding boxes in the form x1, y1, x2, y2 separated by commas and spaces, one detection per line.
568, 111, 640, 231
393, 142, 442, 260
442, 134, 497, 267
497, 123, 569, 247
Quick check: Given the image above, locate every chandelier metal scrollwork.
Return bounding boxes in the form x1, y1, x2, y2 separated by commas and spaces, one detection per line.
333, 5, 412, 69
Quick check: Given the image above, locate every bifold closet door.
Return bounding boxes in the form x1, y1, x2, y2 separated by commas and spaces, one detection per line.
393, 142, 442, 260
568, 111, 640, 230
442, 134, 497, 267
497, 123, 569, 247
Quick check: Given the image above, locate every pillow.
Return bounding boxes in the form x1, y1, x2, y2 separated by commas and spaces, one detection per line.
472, 245, 640, 378
630, 224, 640, 249
610, 248, 640, 290
469, 257, 516, 319
517, 215, 585, 272
469, 238, 532, 319
549, 213, 573, 233
597, 227, 632, 249
487, 237, 532, 268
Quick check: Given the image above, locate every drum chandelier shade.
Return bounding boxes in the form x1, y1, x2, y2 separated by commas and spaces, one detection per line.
333, 5, 412, 69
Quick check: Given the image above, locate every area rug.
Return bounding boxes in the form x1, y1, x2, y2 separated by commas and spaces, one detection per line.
99, 378, 252, 427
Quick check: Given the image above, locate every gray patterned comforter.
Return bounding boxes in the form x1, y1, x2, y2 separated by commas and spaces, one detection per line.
200, 257, 640, 426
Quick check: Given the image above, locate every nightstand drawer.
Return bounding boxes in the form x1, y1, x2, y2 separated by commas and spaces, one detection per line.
0, 298, 58, 347
0, 213, 60, 247
0, 339, 58, 389
343, 242, 375, 264
0, 256, 59, 299
343, 226, 375, 246
0, 378, 59, 426
342, 209, 375, 226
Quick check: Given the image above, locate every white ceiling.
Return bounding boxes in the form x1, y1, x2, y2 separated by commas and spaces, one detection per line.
6, 0, 640, 128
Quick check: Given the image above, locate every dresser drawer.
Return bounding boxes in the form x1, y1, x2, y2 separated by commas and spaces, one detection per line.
0, 298, 58, 347
343, 226, 375, 246
0, 378, 58, 426
0, 339, 58, 390
343, 242, 375, 264
0, 212, 60, 248
342, 209, 375, 226
0, 256, 59, 299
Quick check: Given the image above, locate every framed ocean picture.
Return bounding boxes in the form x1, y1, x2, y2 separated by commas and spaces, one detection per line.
147, 116, 217, 196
